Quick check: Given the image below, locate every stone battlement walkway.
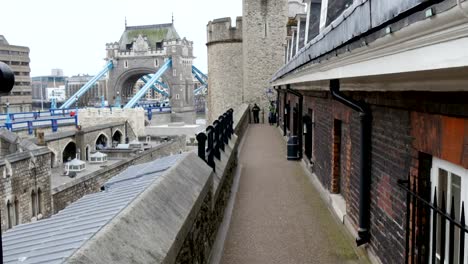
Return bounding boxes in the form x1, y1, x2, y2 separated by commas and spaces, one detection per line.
219, 124, 366, 264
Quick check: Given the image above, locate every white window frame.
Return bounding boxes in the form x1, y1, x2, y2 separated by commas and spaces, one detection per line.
430, 157, 468, 264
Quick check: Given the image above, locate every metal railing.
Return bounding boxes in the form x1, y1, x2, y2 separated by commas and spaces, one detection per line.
398, 179, 468, 264
0, 116, 77, 134
144, 107, 172, 120
196, 109, 234, 171
0, 108, 75, 122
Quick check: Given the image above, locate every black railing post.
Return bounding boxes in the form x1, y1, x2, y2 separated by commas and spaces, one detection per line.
213, 120, 221, 160
431, 191, 438, 264
449, 196, 455, 264
411, 181, 416, 264
218, 115, 225, 152
223, 113, 229, 144
229, 108, 234, 137
196, 132, 207, 162
206, 126, 215, 170
460, 203, 465, 263
440, 192, 446, 264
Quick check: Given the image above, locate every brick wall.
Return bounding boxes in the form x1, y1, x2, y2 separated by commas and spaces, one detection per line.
279, 90, 468, 264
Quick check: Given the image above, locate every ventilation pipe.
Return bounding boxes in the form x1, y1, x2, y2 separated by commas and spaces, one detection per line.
330, 79, 371, 246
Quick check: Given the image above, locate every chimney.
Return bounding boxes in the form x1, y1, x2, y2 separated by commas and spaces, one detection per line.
37, 131, 45, 145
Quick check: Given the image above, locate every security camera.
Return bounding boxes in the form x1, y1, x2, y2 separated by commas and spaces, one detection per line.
0, 61, 15, 96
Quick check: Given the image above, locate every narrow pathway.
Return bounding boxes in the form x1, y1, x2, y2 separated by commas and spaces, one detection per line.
220, 124, 363, 264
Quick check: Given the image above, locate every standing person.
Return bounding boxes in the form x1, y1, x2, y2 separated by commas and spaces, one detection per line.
268, 101, 276, 125
252, 103, 260, 124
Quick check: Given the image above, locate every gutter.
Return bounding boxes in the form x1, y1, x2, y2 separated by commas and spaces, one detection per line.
330, 79, 371, 246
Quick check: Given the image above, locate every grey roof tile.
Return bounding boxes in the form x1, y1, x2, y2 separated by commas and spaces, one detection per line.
2, 153, 185, 264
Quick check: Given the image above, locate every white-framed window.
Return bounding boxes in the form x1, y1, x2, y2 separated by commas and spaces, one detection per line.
430, 158, 468, 264
124, 60, 128, 68
154, 59, 159, 67
175, 94, 179, 100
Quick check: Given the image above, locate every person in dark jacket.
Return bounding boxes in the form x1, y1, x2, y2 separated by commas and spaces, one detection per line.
252, 103, 260, 124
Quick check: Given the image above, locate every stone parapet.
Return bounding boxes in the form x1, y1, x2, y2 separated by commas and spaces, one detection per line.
78, 108, 145, 137
207, 17, 243, 45
65, 106, 250, 263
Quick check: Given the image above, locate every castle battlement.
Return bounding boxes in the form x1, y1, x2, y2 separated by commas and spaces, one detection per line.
207, 17, 243, 45
163, 38, 194, 47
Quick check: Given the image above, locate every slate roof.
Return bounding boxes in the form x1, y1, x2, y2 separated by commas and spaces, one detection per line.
2, 153, 185, 264
272, 0, 456, 81
118, 23, 180, 51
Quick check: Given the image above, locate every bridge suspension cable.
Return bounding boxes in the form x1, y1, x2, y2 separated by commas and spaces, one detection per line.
141, 75, 170, 97
124, 59, 172, 108
191, 65, 208, 95
60, 61, 114, 109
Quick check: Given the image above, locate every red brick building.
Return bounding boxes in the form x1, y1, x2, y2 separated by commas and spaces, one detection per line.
273, 0, 468, 263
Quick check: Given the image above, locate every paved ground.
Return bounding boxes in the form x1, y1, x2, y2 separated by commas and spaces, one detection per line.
220, 124, 364, 264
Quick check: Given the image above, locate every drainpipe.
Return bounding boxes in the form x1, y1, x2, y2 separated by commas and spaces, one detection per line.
286, 85, 303, 160
330, 79, 371, 246
275, 86, 280, 127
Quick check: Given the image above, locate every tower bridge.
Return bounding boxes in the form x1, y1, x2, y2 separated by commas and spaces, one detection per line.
105, 23, 197, 123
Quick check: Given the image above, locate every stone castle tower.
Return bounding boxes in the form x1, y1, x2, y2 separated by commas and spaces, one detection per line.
207, 0, 288, 122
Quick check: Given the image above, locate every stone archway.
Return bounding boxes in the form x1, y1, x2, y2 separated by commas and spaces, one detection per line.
85, 145, 91, 161
109, 67, 173, 106
95, 134, 109, 150
62, 141, 77, 163
112, 130, 123, 146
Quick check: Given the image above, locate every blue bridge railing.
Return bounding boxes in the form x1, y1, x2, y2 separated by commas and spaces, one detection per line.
144, 107, 172, 120
0, 116, 77, 134
0, 108, 76, 122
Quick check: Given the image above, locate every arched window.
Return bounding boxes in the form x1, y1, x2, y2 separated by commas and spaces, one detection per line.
14, 198, 19, 225
37, 188, 43, 215
31, 190, 37, 217
112, 131, 123, 145
63, 141, 77, 163
85, 146, 90, 161
6, 200, 12, 229
96, 134, 108, 150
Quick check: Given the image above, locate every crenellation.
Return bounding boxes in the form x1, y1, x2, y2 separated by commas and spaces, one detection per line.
207, 17, 243, 45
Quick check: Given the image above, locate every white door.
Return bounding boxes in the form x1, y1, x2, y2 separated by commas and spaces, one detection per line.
430, 158, 468, 264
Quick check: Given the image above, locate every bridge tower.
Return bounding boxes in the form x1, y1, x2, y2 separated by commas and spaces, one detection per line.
106, 23, 196, 123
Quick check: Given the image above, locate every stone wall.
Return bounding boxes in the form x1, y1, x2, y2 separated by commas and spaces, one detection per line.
0, 148, 52, 233
78, 108, 145, 137
243, 0, 288, 117
65, 106, 250, 264
52, 136, 186, 213
207, 17, 243, 123
14, 124, 77, 139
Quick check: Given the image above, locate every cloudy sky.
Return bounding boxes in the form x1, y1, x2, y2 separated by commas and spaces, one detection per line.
0, 0, 242, 77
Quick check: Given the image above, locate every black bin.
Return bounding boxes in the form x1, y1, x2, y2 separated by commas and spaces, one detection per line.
287, 136, 300, 160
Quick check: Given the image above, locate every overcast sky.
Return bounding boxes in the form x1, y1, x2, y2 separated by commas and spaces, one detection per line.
0, 0, 242, 77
